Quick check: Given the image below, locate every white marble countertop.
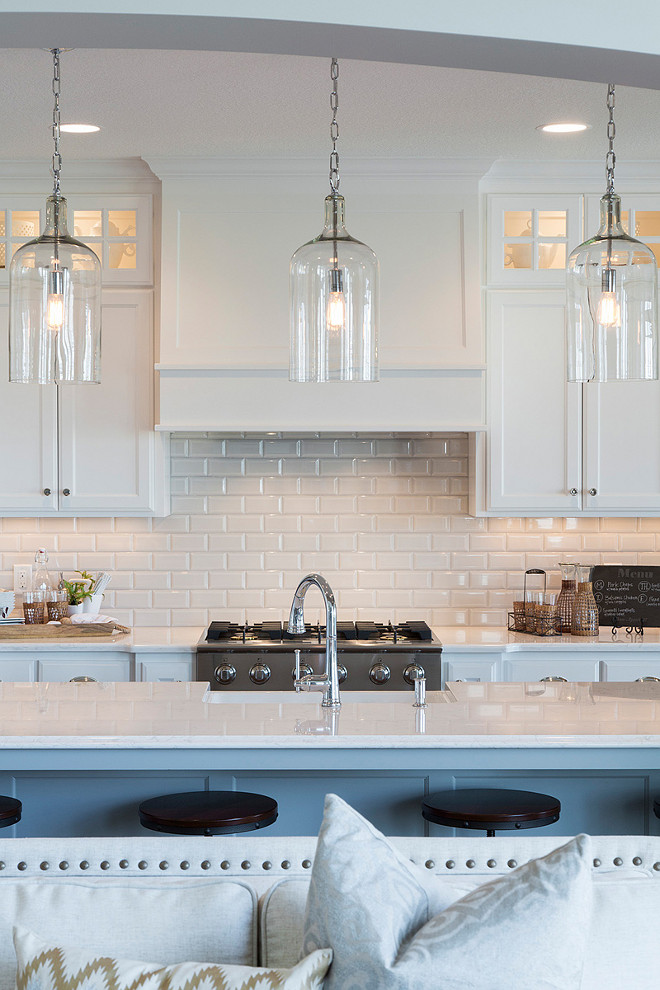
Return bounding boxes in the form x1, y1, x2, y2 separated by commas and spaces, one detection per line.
0, 624, 658, 653
0, 679, 658, 749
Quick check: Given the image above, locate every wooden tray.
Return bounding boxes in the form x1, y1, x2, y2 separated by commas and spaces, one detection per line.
0, 621, 130, 640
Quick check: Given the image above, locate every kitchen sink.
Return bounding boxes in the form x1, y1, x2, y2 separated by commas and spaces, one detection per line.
202, 689, 446, 704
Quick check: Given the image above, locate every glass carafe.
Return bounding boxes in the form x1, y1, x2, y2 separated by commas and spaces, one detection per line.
571, 564, 599, 636
557, 562, 577, 633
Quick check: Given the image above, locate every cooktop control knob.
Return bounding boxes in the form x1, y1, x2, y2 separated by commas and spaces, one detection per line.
337, 664, 348, 684
249, 662, 271, 685
291, 662, 313, 680
403, 663, 425, 686
369, 661, 391, 685
214, 663, 236, 685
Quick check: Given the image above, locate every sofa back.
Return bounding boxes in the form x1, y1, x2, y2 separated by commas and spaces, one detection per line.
0, 834, 657, 990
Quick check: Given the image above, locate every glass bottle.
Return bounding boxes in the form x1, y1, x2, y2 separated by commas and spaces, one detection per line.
557, 562, 577, 633
571, 564, 599, 636
33, 548, 53, 596
290, 193, 379, 382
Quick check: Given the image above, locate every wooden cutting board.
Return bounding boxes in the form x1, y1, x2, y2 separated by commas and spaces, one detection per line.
0, 621, 130, 640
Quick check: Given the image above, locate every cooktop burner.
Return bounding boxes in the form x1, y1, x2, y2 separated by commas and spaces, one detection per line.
205, 619, 434, 645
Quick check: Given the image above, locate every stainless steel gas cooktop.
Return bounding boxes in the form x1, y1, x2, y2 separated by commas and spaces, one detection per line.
196, 619, 442, 692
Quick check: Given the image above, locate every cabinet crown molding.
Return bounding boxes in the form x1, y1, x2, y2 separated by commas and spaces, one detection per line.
482, 158, 660, 191
145, 155, 493, 180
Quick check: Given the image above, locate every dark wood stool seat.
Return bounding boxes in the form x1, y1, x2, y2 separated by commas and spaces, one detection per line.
422, 788, 560, 838
0, 796, 21, 829
138, 790, 278, 836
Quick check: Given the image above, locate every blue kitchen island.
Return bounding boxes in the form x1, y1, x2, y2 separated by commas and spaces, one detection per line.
0, 680, 658, 838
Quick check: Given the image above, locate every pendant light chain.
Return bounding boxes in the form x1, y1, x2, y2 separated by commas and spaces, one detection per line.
606, 83, 616, 195
329, 58, 340, 195
51, 48, 62, 197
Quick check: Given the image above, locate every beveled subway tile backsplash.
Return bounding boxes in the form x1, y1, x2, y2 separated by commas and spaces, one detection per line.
1, 433, 660, 628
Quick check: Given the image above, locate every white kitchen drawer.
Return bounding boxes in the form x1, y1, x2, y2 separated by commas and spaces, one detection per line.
443, 654, 500, 686
602, 657, 660, 682
0, 659, 36, 681
38, 655, 131, 682
137, 656, 193, 682
503, 656, 601, 682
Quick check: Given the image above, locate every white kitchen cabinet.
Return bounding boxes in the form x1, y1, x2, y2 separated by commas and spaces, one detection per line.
137, 656, 194, 682
0, 659, 36, 681
442, 653, 500, 686
503, 655, 601, 682
150, 160, 486, 431
37, 655, 131, 682
601, 657, 660, 681
477, 288, 660, 515
0, 288, 168, 516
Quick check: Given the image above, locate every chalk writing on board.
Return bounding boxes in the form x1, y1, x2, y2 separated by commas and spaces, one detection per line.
591, 565, 660, 627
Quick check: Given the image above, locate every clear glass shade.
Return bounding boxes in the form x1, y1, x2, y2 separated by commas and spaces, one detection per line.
567, 192, 658, 382
290, 194, 378, 382
9, 195, 102, 384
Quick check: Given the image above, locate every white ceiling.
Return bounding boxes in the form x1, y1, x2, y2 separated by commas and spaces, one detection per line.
2, 48, 660, 165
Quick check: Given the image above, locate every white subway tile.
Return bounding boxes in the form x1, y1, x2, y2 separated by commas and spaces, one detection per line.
450, 552, 488, 570
246, 571, 283, 590
544, 534, 582, 552
171, 571, 207, 590
135, 570, 169, 590
209, 534, 246, 552
191, 590, 232, 608
153, 590, 190, 609
76, 517, 115, 533
301, 517, 338, 533
209, 571, 242, 590
319, 534, 356, 552
582, 534, 619, 552
357, 534, 393, 552
227, 552, 264, 570
132, 609, 171, 627
116, 590, 152, 608
394, 534, 432, 551
2, 519, 39, 534
171, 609, 208, 627
376, 552, 412, 570
619, 533, 653, 551
96, 534, 133, 552
281, 534, 318, 552
115, 552, 152, 570
224, 477, 262, 494
171, 534, 208, 552
133, 533, 170, 552
153, 552, 190, 571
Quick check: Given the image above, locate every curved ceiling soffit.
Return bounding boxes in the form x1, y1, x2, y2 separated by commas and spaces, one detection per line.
0, 12, 660, 91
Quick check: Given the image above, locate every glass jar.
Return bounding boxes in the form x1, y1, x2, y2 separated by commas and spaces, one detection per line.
571, 565, 599, 636
557, 562, 577, 633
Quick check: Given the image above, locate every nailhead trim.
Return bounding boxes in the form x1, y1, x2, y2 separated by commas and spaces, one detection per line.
262, 861, 272, 870
466, 860, 475, 869
59, 862, 68, 871
100, 862, 110, 871
302, 860, 312, 869
40, 862, 49, 871
593, 859, 601, 867
180, 861, 190, 871
507, 860, 517, 869
445, 860, 455, 869
281, 861, 291, 870
654, 863, 660, 871
614, 858, 623, 866
221, 861, 230, 870
633, 857, 642, 866
241, 861, 250, 871
79, 861, 89, 871
18, 862, 27, 872
138, 861, 148, 871
119, 860, 128, 870
425, 860, 435, 870
201, 861, 211, 871
159, 861, 169, 871
487, 859, 496, 869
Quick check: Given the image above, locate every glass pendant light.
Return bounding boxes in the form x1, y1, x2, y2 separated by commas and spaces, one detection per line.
9, 49, 101, 385
567, 84, 658, 382
290, 58, 379, 382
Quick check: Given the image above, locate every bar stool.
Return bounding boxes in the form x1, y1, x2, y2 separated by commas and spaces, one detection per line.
138, 790, 278, 836
422, 788, 560, 838
0, 796, 21, 829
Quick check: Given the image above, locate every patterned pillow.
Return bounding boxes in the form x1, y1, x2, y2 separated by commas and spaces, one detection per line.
14, 926, 332, 990
302, 794, 593, 990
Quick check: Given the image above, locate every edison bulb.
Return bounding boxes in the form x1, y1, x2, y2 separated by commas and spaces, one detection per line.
326, 291, 345, 331
46, 261, 66, 330
596, 291, 621, 327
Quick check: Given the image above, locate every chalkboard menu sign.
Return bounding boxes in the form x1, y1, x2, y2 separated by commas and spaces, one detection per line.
591, 565, 660, 627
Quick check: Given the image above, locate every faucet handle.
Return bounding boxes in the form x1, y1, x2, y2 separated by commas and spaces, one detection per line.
294, 650, 302, 692
413, 674, 427, 709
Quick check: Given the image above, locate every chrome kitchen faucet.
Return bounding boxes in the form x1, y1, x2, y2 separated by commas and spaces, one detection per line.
288, 573, 341, 708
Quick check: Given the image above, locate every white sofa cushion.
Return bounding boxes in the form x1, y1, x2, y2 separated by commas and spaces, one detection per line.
303, 794, 593, 990
14, 927, 332, 990
0, 878, 257, 990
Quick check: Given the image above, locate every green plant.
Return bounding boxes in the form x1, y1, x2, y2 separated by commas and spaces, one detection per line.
61, 570, 95, 606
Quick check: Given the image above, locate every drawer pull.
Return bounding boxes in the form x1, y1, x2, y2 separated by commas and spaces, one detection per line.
69, 676, 98, 683
569, 488, 578, 496
636, 676, 660, 683
540, 676, 568, 682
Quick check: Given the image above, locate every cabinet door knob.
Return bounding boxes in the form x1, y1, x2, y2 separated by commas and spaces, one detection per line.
569, 488, 578, 496
43, 488, 51, 496
62, 488, 71, 496
588, 488, 597, 496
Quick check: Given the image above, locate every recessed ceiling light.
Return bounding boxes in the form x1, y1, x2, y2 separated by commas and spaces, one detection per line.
537, 122, 590, 134
60, 123, 100, 134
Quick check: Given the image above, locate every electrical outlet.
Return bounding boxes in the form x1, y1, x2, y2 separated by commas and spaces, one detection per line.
13, 564, 32, 593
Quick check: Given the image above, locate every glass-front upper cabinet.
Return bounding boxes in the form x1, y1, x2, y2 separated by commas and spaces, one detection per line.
585, 193, 660, 273
487, 194, 582, 286
0, 194, 152, 286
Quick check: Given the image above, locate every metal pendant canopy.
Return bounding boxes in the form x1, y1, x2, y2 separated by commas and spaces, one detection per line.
9, 48, 102, 385
566, 83, 658, 383
289, 58, 379, 383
